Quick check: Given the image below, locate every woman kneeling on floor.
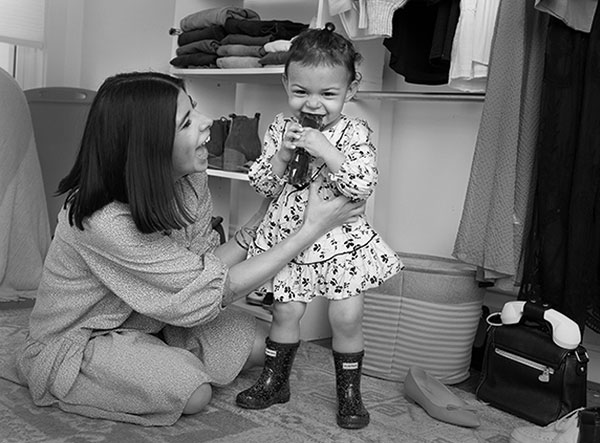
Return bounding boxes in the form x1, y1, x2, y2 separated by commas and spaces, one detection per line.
14, 71, 363, 426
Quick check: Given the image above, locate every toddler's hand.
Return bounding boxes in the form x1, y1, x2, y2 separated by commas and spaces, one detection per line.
279, 123, 303, 163
295, 129, 331, 160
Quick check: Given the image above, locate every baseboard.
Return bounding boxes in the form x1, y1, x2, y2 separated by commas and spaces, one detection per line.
484, 290, 600, 384
0, 299, 35, 310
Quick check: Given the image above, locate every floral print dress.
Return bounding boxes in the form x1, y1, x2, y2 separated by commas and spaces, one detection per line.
248, 113, 403, 302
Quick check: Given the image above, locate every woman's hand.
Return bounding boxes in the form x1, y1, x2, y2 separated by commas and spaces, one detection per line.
243, 197, 271, 231
224, 176, 364, 301
301, 177, 365, 238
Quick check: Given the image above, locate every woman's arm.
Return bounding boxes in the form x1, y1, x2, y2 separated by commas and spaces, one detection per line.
215, 178, 364, 302
213, 197, 270, 266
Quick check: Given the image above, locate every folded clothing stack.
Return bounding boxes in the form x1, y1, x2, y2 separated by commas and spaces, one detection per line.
169, 6, 307, 69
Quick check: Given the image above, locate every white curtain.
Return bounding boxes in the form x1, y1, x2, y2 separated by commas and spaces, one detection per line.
0, 0, 46, 48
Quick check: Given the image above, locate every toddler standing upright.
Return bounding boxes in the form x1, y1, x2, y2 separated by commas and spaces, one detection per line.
236, 23, 403, 429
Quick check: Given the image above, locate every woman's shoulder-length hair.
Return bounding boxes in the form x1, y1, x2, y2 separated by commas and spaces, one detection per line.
58, 71, 194, 234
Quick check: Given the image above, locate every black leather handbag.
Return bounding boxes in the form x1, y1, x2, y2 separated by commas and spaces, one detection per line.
476, 316, 588, 426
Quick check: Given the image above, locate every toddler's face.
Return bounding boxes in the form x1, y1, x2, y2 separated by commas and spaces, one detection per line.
283, 61, 357, 130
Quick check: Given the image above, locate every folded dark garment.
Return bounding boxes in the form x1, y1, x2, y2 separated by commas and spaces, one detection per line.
224, 18, 307, 41
216, 56, 262, 69
259, 51, 290, 66
221, 34, 272, 46
217, 44, 266, 58
177, 25, 227, 46
176, 39, 220, 56
170, 52, 218, 68
180, 7, 260, 31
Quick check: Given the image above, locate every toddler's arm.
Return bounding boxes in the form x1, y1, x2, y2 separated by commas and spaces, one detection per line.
329, 119, 378, 201
248, 115, 290, 197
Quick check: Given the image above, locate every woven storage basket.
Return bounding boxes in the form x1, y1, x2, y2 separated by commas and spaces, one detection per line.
362, 253, 485, 384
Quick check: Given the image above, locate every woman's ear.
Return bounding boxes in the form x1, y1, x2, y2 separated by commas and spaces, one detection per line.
345, 79, 359, 102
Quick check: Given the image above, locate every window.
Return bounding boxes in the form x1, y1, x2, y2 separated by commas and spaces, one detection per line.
0, 42, 15, 74
0, 0, 46, 89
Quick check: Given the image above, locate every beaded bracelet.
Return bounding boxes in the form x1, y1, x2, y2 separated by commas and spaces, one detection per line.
234, 226, 257, 250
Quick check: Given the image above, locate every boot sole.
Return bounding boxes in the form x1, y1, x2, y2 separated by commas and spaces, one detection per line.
337, 414, 370, 429
236, 391, 290, 410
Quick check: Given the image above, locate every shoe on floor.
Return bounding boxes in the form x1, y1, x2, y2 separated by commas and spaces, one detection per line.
509, 407, 584, 443
246, 291, 267, 306
404, 366, 480, 428
262, 292, 274, 312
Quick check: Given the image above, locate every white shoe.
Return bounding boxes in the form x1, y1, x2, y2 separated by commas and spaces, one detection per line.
509, 408, 584, 443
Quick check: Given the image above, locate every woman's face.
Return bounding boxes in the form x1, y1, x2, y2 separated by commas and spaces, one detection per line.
172, 90, 213, 178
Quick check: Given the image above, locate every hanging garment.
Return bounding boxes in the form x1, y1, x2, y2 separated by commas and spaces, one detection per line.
535, 0, 598, 33
448, 0, 501, 92
519, 6, 600, 329
383, 0, 460, 85
453, 0, 548, 283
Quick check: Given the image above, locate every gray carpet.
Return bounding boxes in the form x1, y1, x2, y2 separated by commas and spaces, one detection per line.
0, 304, 580, 443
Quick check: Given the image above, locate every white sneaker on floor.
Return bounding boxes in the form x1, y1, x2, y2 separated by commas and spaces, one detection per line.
510, 408, 584, 443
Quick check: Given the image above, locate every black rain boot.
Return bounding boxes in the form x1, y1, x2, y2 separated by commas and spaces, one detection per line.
333, 350, 370, 429
236, 338, 299, 409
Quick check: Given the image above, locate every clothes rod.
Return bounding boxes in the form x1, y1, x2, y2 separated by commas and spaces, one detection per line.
354, 91, 485, 102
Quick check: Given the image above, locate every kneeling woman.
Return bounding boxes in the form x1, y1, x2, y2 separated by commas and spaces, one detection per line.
15, 71, 363, 426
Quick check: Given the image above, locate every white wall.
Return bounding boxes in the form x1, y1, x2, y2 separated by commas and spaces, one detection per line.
374, 75, 484, 257
45, 0, 175, 90
42, 2, 600, 384
43, 0, 483, 260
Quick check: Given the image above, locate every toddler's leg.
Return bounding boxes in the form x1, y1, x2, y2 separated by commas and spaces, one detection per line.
236, 301, 305, 409
329, 294, 369, 429
270, 300, 306, 343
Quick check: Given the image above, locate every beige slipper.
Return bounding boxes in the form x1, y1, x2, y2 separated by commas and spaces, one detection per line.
404, 366, 480, 428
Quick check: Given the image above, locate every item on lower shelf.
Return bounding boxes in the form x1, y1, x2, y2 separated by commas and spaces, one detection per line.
246, 291, 267, 306
261, 292, 274, 312
245, 291, 274, 312
205, 113, 262, 172
223, 113, 261, 171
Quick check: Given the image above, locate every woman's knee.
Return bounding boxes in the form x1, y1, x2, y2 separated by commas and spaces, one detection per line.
183, 383, 212, 415
243, 322, 268, 370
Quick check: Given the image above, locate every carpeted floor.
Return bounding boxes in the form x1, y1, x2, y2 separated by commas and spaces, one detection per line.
0, 303, 598, 443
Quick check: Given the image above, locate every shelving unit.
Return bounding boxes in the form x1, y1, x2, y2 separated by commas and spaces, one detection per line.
171, 0, 337, 341
207, 168, 248, 181
170, 66, 284, 84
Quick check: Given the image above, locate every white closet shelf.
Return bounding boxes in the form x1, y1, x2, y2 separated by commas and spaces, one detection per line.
355, 90, 485, 101
207, 168, 249, 181
171, 66, 284, 84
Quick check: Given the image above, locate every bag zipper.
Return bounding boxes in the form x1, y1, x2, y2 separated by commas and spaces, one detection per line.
495, 348, 554, 382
